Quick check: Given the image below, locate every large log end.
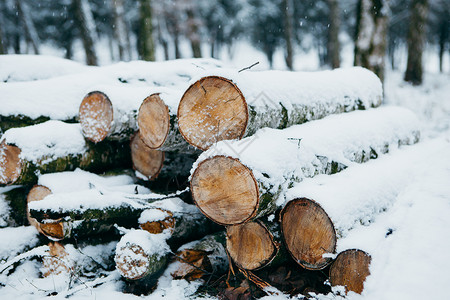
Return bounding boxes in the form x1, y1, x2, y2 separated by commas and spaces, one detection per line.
115, 243, 152, 280
42, 242, 72, 277
226, 221, 277, 271
26, 185, 52, 234
178, 76, 248, 150
130, 131, 165, 180
0, 141, 22, 185
79, 91, 113, 143
137, 94, 170, 149
329, 249, 371, 294
191, 156, 259, 225
280, 198, 336, 270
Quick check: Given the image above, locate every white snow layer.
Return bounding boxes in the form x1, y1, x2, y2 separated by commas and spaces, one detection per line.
1, 121, 87, 162
0, 226, 39, 261
0, 58, 223, 120
0, 54, 90, 82
189, 66, 382, 110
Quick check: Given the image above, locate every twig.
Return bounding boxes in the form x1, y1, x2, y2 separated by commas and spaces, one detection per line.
238, 62, 259, 73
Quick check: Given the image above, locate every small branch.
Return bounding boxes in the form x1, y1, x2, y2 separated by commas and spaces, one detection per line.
238, 62, 259, 73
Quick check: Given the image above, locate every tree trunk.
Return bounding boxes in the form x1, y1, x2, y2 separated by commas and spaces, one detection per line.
178, 67, 383, 150
72, 0, 98, 65
354, 0, 389, 83
404, 0, 429, 85
190, 107, 420, 226
279, 138, 449, 271
138, 0, 155, 61
185, 3, 202, 58
0, 11, 6, 54
327, 0, 341, 69
226, 218, 287, 271
438, 18, 448, 73
111, 0, 131, 61
282, 0, 294, 70
0, 121, 131, 186
15, 0, 40, 54
329, 249, 371, 294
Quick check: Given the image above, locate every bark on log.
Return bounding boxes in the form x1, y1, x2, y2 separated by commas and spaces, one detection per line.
190, 107, 420, 225
178, 67, 383, 150
0, 121, 131, 186
0, 186, 30, 227
171, 232, 227, 281
280, 139, 450, 270
226, 218, 286, 271
329, 249, 371, 294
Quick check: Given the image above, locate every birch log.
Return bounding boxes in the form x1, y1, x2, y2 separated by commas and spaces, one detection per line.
280, 138, 450, 270
0, 121, 131, 186
178, 67, 383, 150
190, 107, 420, 226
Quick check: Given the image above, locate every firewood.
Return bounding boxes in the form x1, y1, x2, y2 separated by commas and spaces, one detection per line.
0, 186, 30, 227
329, 249, 371, 294
0, 121, 131, 186
177, 67, 383, 150
190, 107, 420, 225
130, 131, 165, 180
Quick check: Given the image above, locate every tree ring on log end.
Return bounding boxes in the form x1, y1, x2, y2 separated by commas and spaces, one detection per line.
226, 221, 277, 270
190, 156, 259, 225
329, 249, 372, 294
0, 142, 22, 185
26, 185, 52, 233
178, 76, 248, 150
40, 219, 66, 241
130, 131, 165, 180
137, 94, 170, 149
79, 91, 113, 143
280, 198, 336, 270
115, 244, 150, 280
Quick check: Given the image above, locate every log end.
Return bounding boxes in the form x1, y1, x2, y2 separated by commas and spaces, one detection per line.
130, 131, 165, 180
0, 142, 22, 185
178, 76, 248, 150
115, 243, 151, 280
329, 249, 372, 294
79, 91, 113, 143
26, 185, 52, 234
42, 242, 71, 277
137, 94, 170, 149
191, 156, 259, 225
139, 209, 175, 234
226, 221, 277, 271
281, 198, 336, 270
40, 220, 66, 241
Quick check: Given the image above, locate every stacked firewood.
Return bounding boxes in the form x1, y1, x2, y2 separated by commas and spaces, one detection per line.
0, 58, 423, 298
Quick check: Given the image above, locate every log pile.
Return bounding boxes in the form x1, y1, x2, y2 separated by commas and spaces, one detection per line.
0, 61, 427, 298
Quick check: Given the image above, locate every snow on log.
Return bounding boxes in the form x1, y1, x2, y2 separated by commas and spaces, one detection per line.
0, 186, 30, 227
178, 67, 383, 150
170, 232, 227, 281
280, 138, 450, 271
329, 249, 371, 295
0, 226, 40, 262
226, 218, 286, 271
41, 241, 74, 277
0, 121, 132, 185
0, 58, 223, 133
190, 107, 420, 226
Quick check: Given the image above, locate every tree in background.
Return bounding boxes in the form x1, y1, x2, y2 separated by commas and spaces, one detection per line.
428, 0, 448, 73
354, 0, 389, 83
15, 0, 40, 54
282, 0, 295, 70
404, 0, 429, 85
326, 0, 341, 68
111, 0, 132, 61
388, 0, 409, 70
72, 0, 98, 65
137, 0, 155, 61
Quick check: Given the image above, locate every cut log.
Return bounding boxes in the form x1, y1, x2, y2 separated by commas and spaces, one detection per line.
27, 185, 53, 234
130, 131, 165, 180
0, 121, 131, 186
178, 67, 383, 150
137, 91, 194, 152
41, 241, 73, 277
329, 249, 371, 294
280, 139, 450, 270
190, 107, 420, 225
280, 198, 336, 270
171, 231, 228, 281
226, 218, 286, 271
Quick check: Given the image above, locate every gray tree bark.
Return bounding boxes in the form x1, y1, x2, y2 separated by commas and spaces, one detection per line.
15, 0, 39, 54
72, 0, 98, 65
138, 0, 155, 61
283, 0, 294, 70
327, 0, 341, 69
404, 0, 429, 84
185, 1, 202, 58
354, 0, 389, 83
111, 0, 131, 61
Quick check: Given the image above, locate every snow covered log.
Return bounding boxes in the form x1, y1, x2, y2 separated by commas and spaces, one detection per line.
177, 67, 383, 150
171, 232, 227, 281
0, 186, 30, 227
279, 138, 450, 271
190, 107, 420, 226
0, 121, 132, 186
226, 218, 286, 271
329, 249, 371, 295
0, 58, 223, 134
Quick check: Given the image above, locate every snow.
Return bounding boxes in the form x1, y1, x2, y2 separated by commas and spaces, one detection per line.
0, 226, 40, 262
139, 208, 171, 224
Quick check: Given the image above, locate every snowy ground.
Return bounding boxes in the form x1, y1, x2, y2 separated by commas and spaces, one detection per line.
0, 42, 449, 299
